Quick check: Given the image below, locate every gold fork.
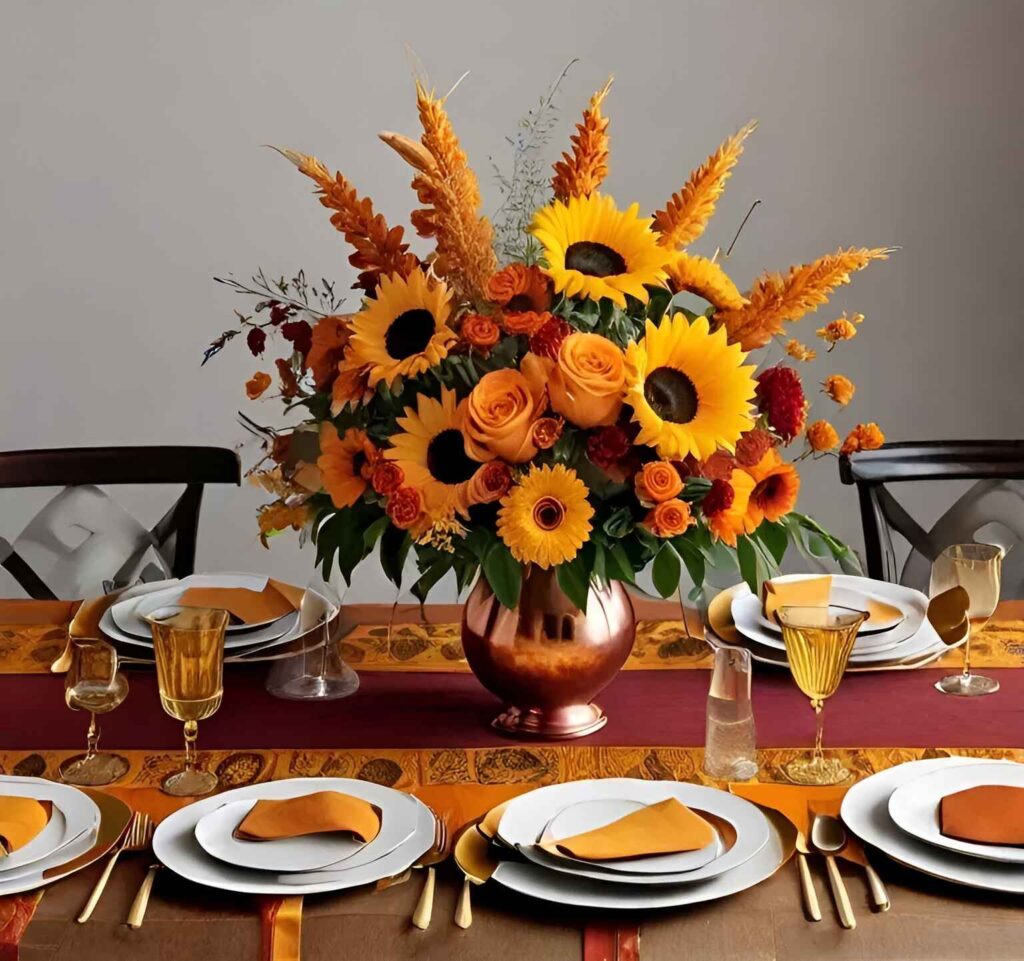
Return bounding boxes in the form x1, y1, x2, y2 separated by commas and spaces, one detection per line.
77, 812, 152, 923
411, 813, 449, 930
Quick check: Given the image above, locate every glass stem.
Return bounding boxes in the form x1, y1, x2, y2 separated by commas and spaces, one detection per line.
962, 625, 973, 679
812, 703, 825, 762
84, 713, 100, 760
183, 720, 199, 773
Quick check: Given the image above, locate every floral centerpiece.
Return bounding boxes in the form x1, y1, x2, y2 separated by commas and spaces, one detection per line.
208, 71, 889, 732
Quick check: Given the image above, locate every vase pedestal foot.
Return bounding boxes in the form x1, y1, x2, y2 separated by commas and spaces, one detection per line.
491, 703, 607, 740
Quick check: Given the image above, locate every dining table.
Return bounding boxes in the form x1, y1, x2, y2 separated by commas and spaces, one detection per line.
1, 595, 1023, 961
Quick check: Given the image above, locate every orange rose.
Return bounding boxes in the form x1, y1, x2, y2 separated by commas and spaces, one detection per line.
386, 487, 424, 530
486, 263, 551, 311
371, 461, 404, 495
246, 372, 272, 399
549, 333, 625, 429
645, 498, 695, 538
463, 460, 513, 506
503, 310, 550, 336
461, 313, 501, 349
635, 461, 684, 506
531, 417, 564, 451
464, 368, 546, 463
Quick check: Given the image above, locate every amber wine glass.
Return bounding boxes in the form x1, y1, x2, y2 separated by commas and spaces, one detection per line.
930, 543, 1003, 697
59, 639, 130, 786
777, 605, 867, 785
146, 606, 228, 796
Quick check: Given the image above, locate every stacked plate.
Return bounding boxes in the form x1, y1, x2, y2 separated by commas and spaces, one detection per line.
0, 775, 131, 895
100, 573, 310, 660
707, 574, 966, 672
152, 778, 435, 895
480, 778, 792, 909
842, 757, 1024, 893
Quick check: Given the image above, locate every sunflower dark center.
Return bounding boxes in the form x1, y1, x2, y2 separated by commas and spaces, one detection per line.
505, 293, 536, 312
352, 451, 368, 478
385, 309, 435, 360
564, 241, 627, 278
753, 475, 781, 504
644, 367, 699, 424
426, 429, 478, 485
532, 496, 566, 531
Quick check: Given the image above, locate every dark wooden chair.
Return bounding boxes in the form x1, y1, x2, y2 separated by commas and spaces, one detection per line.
0, 447, 241, 600
839, 441, 1024, 596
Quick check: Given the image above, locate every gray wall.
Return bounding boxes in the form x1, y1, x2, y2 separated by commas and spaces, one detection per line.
2, 0, 1022, 600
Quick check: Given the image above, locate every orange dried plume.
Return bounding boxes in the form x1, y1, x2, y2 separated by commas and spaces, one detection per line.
715, 247, 892, 351
273, 148, 418, 294
653, 121, 757, 249
381, 84, 497, 304
551, 77, 613, 202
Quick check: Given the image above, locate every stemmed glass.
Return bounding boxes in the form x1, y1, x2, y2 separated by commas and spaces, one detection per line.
930, 543, 1003, 697
777, 605, 867, 785
146, 606, 227, 796
265, 574, 360, 701
59, 638, 130, 786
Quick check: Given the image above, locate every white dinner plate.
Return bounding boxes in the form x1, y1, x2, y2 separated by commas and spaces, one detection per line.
753, 574, 910, 635
154, 778, 433, 895
534, 798, 723, 879
500, 779, 769, 886
842, 757, 1024, 893
490, 811, 787, 909
887, 761, 1024, 864
195, 791, 419, 873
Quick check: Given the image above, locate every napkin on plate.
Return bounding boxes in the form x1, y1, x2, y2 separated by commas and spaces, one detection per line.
940, 785, 1024, 846
540, 798, 714, 861
233, 791, 381, 843
762, 575, 832, 622
177, 579, 304, 625
0, 797, 51, 857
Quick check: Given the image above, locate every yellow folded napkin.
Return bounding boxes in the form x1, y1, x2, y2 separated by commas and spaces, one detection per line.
940, 785, 1024, 846
178, 579, 304, 625
234, 791, 381, 843
762, 576, 832, 623
0, 797, 51, 857
541, 798, 714, 861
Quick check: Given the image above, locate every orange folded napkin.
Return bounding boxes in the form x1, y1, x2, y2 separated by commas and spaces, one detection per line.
178, 579, 304, 625
0, 797, 51, 857
762, 576, 832, 623
541, 798, 714, 861
940, 785, 1024, 846
234, 791, 381, 843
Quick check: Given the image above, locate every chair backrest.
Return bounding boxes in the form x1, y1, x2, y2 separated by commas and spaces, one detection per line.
839, 441, 1024, 596
0, 447, 240, 600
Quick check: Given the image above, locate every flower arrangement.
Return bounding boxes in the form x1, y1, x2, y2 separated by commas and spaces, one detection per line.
210, 72, 891, 612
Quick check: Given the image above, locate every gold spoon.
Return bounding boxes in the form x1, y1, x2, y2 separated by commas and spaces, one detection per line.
453, 818, 499, 929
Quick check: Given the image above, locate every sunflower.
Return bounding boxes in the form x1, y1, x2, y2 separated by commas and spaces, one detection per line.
744, 449, 800, 526
349, 268, 455, 389
665, 253, 746, 311
529, 193, 668, 307
318, 424, 377, 509
497, 464, 594, 569
705, 468, 755, 547
384, 388, 481, 518
624, 314, 757, 460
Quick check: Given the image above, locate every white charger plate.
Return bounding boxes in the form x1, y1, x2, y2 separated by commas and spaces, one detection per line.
195, 792, 419, 873
887, 761, 1024, 864
500, 779, 769, 886
842, 757, 1024, 893
154, 778, 433, 895
536, 798, 723, 878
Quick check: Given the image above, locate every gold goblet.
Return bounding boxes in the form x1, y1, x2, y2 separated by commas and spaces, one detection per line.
777, 605, 866, 785
59, 638, 130, 786
146, 606, 228, 797
930, 543, 1002, 696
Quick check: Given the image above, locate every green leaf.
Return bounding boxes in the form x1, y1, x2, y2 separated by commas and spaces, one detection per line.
681, 477, 712, 502
380, 524, 411, 588
362, 515, 389, 551
556, 555, 590, 613
454, 557, 480, 595
736, 535, 773, 594
482, 541, 522, 610
671, 535, 706, 591
757, 520, 789, 565
645, 285, 672, 323
602, 506, 635, 539
652, 544, 682, 599
605, 542, 636, 584
807, 534, 830, 557
411, 558, 453, 605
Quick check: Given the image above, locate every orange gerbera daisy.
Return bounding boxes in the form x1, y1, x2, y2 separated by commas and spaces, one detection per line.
744, 449, 800, 526
317, 424, 377, 509
306, 315, 353, 391
706, 468, 755, 547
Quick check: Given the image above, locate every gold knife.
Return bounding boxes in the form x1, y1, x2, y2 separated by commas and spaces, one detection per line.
794, 831, 822, 922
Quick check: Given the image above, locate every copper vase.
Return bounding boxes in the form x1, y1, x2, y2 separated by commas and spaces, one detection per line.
461, 567, 635, 739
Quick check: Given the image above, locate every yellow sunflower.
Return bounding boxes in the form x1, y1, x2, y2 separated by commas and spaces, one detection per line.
624, 314, 757, 460
665, 252, 746, 311
384, 388, 481, 518
349, 268, 456, 389
529, 193, 668, 307
497, 464, 594, 569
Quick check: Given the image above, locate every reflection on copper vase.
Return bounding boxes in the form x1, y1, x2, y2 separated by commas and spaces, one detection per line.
461, 566, 636, 739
